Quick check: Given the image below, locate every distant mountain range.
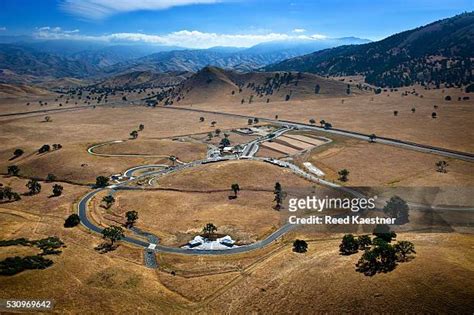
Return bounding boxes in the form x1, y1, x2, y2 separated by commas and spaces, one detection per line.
104, 37, 370, 74
266, 12, 474, 88
0, 37, 369, 84
1, 12, 472, 89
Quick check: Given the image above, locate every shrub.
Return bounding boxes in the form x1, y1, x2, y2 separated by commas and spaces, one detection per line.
373, 224, 397, 243
13, 148, 24, 158
38, 144, 51, 154
358, 235, 372, 250
64, 214, 80, 228
394, 241, 416, 262
339, 234, 359, 255
46, 173, 56, 182
95, 176, 109, 188
52, 184, 63, 197
293, 240, 308, 253
0, 255, 54, 276
7, 165, 20, 176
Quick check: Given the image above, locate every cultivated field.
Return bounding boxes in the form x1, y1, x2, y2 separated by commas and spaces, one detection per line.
179, 86, 474, 152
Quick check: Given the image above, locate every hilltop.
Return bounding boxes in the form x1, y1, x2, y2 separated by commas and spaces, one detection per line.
150, 66, 367, 105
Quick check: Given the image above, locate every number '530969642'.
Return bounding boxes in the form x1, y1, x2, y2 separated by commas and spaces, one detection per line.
2, 299, 53, 310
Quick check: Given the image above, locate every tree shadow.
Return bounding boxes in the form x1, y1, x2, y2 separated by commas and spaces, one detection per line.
94, 242, 118, 254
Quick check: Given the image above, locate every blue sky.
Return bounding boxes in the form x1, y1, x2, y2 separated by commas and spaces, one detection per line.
0, 0, 472, 48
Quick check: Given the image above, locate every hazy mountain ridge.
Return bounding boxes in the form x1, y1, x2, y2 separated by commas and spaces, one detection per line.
0, 44, 99, 79
104, 37, 370, 75
0, 37, 369, 84
265, 12, 474, 88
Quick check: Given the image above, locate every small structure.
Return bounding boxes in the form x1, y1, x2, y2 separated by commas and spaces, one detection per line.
222, 146, 234, 154
182, 235, 238, 250
234, 128, 254, 135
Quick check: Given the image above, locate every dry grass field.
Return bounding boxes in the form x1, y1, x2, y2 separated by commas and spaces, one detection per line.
0, 105, 249, 183
203, 232, 474, 313
92, 139, 207, 162
180, 86, 474, 152
1, 84, 473, 314
3, 208, 473, 314
92, 160, 323, 246
293, 131, 474, 188
96, 189, 282, 246
155, 160, 314, 190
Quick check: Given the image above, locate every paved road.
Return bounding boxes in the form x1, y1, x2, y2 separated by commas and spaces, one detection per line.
88, 140, 185, 163
156, 106, 474, 162
241, 127, 290, 157
78, 113, 474, 258
77, 185, 298, 256
78, 129, 356, 256
5, 102, 472, 161
0, 104, 97, 118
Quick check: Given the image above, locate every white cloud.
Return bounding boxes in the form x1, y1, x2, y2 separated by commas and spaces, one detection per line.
35, 27, 80, 39
59, 0, 222, 20
292, 28, 306, 33
34, 27, 328, 48
0, 27, 6, 31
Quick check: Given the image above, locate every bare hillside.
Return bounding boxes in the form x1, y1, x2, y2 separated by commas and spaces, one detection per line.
156, 66, 368, 105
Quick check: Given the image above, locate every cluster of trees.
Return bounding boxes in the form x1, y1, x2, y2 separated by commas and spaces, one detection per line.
95, 176, 109, 188
339, 228, 416, 276
61, 84, 158, 106
0, 186, 21, 201
130, 124, 145, 139
142, 84, 185, 106
231, 72, 307, 103
0, 236, 64, 275
365, 57, 473, 88
3, 172, 63, 199
247, 117, 259, 125
274, 182, 284, 210
38, 144, 62, 154
0, 255, 53, 276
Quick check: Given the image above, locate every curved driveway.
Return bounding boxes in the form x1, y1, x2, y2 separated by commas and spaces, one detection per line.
78, 122, 473, 257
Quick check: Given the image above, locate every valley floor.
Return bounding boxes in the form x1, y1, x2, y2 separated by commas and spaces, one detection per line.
1, 87, 473, 313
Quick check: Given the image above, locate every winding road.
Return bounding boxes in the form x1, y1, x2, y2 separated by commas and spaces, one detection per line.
77, 128, 352, 258
77, 117, 474, 263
